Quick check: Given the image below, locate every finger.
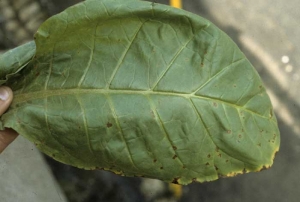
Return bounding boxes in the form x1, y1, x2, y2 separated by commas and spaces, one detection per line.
0, 86, 13, 115
0, 128, 19, 154
0, 86, 17, 153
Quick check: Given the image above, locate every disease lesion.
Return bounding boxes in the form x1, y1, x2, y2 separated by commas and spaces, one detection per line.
106, 122, 113, 128
172, 177, 180, 184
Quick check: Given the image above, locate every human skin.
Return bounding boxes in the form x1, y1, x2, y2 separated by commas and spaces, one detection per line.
0, 86, 18, 154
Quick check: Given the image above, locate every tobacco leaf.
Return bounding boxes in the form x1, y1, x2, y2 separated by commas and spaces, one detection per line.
0, 0, 279, 184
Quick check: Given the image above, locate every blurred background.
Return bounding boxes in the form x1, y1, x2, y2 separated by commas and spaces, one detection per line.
0, 0, 299, 201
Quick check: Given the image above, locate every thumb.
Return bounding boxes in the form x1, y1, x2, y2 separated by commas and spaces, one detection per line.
0, 86, 13, 114
0, 86, 18, 154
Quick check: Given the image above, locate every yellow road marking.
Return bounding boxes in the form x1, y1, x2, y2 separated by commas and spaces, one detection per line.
170, 0, 182, 8
169, 183, 183, 199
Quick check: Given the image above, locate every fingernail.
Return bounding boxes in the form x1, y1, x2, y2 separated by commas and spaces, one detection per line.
0, 88, 9, 101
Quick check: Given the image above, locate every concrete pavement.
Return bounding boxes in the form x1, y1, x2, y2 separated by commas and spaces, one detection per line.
0, 136, 67, 202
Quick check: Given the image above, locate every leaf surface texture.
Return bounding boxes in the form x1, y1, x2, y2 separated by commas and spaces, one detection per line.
0, 0, 280, 184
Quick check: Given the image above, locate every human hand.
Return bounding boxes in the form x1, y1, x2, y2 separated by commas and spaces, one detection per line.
0, 86, 18, 154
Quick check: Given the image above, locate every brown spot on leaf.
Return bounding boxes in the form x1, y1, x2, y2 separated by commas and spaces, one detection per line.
260, 165, 270, 171
172, 178, 180, 184
205, 162, 210, 166
173, 155, 177, 159
227, 130, 232, 134
213, 102, 218, 107
172, 146, 177, 150
225, 159, 229, 163
238, 134, 242, 138
153, 159, 157, 163
207, 154, 211, 158
214, 166, 219, 171
192, 178, 197, 182
182, 166, 186, 169
160, 167, 163, 169
106, 122, 113, 128
257, 143, 261, 147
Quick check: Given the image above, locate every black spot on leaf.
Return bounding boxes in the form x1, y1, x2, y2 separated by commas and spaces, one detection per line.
172, 178, 180, 184
106, 122, 113, 128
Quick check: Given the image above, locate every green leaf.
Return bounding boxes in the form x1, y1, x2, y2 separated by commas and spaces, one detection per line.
0, 0, 279, 184
0, 41, 36, 85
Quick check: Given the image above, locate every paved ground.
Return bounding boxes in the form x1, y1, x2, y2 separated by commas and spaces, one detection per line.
0, 136, 67, 202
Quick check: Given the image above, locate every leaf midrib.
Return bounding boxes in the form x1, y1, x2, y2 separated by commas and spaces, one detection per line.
12, 88, 271, 121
